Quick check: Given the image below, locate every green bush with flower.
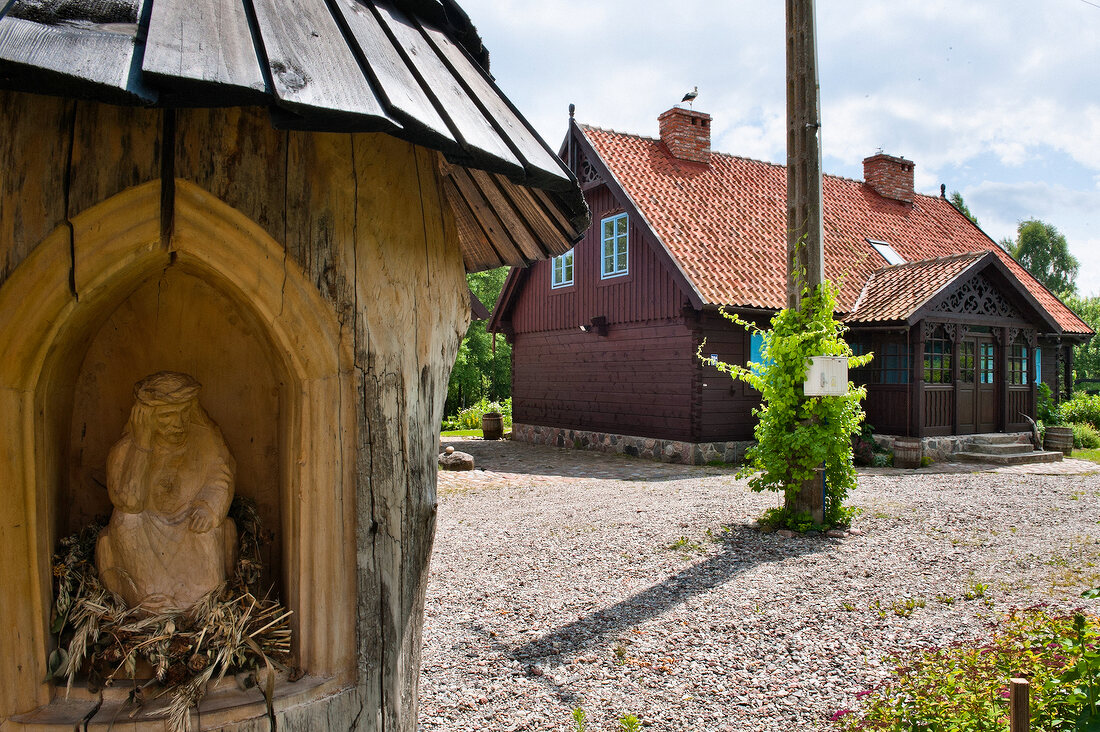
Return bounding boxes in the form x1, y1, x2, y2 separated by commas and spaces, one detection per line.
833, 606, 1100, 730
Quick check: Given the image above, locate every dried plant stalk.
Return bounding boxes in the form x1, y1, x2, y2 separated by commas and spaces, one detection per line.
49, 498, 292, 732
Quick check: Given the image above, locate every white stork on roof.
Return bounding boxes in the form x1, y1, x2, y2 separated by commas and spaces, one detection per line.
681, 86, 698, 107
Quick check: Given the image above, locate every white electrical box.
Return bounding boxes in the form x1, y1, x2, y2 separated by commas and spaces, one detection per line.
804, 356, 849, 396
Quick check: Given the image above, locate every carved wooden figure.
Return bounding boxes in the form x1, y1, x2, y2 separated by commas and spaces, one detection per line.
97, 372, 238, 614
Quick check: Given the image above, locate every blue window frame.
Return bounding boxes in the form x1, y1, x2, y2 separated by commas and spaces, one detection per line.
749, 332, 772, 374
1036, 347, 1042, 385
551, 248, 574, 288
601, 213, 629, 279
980, 343, 995, 384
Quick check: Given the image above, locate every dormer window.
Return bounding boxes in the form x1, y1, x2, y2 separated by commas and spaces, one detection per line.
601, 213, 629, 278
551, 248, 574, 288
868, 239, 906, 266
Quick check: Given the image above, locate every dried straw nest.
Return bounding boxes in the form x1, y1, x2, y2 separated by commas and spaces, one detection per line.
49, 498, 293, 732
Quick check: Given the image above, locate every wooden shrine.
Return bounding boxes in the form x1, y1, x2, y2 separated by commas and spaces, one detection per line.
0, 0, 587, 728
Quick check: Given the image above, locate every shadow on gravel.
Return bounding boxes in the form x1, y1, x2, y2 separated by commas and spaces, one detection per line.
507, 525, 825, 705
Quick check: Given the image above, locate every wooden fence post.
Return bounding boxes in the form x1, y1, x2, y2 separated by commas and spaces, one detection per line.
1010, 677, 1030, 732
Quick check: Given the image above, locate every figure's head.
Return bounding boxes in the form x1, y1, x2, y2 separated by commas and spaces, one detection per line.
131, 372, 203, 446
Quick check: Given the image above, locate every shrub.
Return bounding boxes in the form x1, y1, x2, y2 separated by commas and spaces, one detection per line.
1060, 392, 1100, 429
442, 398, 512, 431
834, 608, 1100, 731
1038, 381, 1059, 424
1071, 421, 1100, 449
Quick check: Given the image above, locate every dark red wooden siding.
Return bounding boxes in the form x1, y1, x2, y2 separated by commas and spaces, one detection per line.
509, 185, 687, 333
511, 319, 696, 441
694, 311, 762, 441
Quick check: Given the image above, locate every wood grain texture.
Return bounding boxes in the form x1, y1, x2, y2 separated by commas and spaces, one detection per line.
285, 129, 358, 326
420, 20, 571, 188
0, 14, 155, 102
330, 0, 454, 143
350, 132, 468, 731
67, 101, 161, 219
174, 106, 288, 246
373, 0, 522, 175
250, 0, 395, 124
142, 0, 267, 99
511, 320, 696, 441
0, 91, 71, 287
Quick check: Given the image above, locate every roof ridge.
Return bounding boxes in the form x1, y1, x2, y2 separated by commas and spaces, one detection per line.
581, 123, 970, 202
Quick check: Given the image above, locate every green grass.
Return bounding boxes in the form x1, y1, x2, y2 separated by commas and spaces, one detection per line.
1074, 447, 1100, 464
440, 429, 482, 437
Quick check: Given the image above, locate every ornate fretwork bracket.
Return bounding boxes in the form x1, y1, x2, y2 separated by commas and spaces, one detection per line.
1006, 327, 1035, 346
932, 273, 1021, 319
579, 154, 604, 186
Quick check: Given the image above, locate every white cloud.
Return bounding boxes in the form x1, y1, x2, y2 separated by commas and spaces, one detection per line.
458, 0, 1100, 290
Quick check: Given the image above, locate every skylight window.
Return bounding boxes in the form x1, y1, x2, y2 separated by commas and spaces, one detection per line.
868, 239, 906, 266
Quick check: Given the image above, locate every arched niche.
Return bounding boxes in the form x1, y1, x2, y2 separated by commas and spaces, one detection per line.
0, 179, 357, 723
65, 267, 288, 591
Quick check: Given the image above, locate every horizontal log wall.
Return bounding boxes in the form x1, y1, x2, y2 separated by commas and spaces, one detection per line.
512, 319, 695, 441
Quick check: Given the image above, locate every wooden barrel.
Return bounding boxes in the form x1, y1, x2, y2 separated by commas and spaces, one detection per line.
1045, 425, 1073, 455
893, 437, 922, 469
481, 412, 504, 440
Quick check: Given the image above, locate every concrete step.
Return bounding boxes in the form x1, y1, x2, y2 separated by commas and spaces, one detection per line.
968, 442, 1035, 456
968, 433, 1027, 446
954, 450, 1064, 466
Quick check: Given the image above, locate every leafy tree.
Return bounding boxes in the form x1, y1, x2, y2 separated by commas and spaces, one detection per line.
1011, 219, 1079, 297
1065, 294, 1100, 381
444, 267, 511, 417
949, 190, 980, 228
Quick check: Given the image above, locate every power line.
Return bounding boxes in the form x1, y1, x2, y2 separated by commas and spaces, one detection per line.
1079, 0, 1100, 10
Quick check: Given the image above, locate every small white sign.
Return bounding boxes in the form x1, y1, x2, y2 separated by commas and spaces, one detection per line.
804, 356, 849, 396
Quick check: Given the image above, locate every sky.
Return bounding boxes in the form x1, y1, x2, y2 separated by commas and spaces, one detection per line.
459, 0, 1100, 296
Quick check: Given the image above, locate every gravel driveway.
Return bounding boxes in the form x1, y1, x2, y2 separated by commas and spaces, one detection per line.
421, 439, 1100, 731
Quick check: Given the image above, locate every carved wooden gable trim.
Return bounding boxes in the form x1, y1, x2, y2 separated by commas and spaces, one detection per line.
932, 272, 1020, 320
576, 149, 604, 187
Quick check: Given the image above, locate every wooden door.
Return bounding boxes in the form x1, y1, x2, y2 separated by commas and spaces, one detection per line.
957, 336, 997, 434
976, 339, 997, 432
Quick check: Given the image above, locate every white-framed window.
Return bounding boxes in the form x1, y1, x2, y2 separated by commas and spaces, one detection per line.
601, 213, 629, 279
551, 248, 574, 288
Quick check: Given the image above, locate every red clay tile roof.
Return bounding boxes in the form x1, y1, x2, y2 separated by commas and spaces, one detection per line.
844, 252, 989, 323
578, 124, 1091, 335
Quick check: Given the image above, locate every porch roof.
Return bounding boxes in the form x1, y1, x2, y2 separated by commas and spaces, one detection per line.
844, 250, 1063, 333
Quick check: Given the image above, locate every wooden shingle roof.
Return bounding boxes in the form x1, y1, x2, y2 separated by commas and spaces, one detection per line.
0, 0, 588, 270
577, 123, 1090, 336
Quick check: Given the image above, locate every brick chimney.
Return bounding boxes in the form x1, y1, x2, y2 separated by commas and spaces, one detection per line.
658, 106, 711, 164
863, 153, 915, 204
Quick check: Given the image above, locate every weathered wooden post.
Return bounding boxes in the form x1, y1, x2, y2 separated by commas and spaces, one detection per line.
1010, 677, 1030, 732
0, 1, 587, 729
786, 0, 826, 307
784, 0, 829, 522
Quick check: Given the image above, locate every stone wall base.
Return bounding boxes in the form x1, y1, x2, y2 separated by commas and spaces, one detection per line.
872, 432, 1033, 462
513, 425, 1035, 467
511, 423, 753, 465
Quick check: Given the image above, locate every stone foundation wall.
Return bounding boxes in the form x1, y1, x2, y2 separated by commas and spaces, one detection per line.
872, 432, 1033, 462
511, 423, 753, 465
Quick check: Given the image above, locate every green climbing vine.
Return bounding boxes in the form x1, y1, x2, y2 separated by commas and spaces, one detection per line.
702, 267, 872, 528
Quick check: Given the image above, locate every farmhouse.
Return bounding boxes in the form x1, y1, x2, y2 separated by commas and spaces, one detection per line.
489, 105, 1092, 462
0, 0, 584, 729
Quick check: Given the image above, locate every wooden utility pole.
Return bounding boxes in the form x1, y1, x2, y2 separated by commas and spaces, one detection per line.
786, 0, 825, 309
